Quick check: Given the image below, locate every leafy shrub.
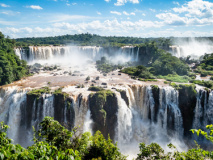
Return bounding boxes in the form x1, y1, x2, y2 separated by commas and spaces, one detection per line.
27, 87, 51, 97
88, 86, 104, 91
158, 74, 191, 83
0, 32, 29, 85
86, 76, 90, 81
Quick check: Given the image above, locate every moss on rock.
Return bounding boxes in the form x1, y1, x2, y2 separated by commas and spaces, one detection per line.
89, 90, 118, 140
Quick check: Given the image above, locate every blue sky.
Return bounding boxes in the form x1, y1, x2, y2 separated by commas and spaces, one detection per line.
0, 0, 213, 38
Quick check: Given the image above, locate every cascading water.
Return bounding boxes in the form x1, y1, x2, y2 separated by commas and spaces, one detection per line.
116, 85, 186, 159
0, 87, 27, 144
15, 46, 140, 64
116, 91, 133, 144
1, 83, 213, 156
193, 89, 213, 131
83, 109, 93, 133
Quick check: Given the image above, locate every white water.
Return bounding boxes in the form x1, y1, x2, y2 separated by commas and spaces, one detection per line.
0, 87, 26, 144
116, 85, 186, 159
15, 45, 140, 65
1, 84, 213, 158
193, 89, 213, 130
170, 38, 213, 58
83, 109, 93, 134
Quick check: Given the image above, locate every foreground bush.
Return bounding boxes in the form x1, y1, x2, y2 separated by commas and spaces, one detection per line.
0, 117, 125, 160
1, 117, 213, 160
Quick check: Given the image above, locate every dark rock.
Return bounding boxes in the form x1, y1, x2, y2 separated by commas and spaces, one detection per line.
89, 90, 118, 140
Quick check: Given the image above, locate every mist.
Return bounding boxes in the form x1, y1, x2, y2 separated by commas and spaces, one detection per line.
16, 45, 138, 67
171, 38, 213, 58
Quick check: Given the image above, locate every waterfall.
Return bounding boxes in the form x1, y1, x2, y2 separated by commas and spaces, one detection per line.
136, 47, 139, 61
42, 94, 54, 118
116, 91, 133, 144
83, 109, 93, 133
3, 84, 212, 154
0, 87, 27, 144
15, 46, 104, 63
157, 87, 183, 138
15, 46, 140, 64
193, 89, 213, 130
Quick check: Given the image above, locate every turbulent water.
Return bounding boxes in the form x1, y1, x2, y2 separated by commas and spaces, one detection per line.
3, 43, 213, 158
15, 46, 140, 64
1, 84, 213, 158
170, 41, 213, 58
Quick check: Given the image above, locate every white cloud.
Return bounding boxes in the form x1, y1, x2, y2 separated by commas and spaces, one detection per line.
123, 11, 129, 15
149, 8, 156, 12
72, 3, 77, 5
156, 13, 187, 25
173, 0, 213, 18
173, 1, 180, 6
123, 11, 135, 16
97, 11, 102, 15
48, 14, 90, 23
105, 0, 111, 2
2, 18, 162, 38
114, 0, 139, 6
156, 0, 213, 26
110, 11, 122, 15
26, 5, 43, 10
142, 13, 146, 16
0, 11, 20, 16
0, 3, 10, 7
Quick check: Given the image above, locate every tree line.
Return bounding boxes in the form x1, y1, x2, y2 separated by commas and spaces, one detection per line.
0, 32, 29, 86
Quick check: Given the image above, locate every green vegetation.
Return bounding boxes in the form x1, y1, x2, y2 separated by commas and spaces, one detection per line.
158, 74, 191, 83
195, 53, 213, 77
96, 57, 124, 74
191, 80, 213, 89
89, 90, 114, 105
53, 87, 69, 99
1, 117, 213, 159
0, 32, 29, 85
121, 65, 155, 79
15, 33, 171, 48
76, 84, 85, 88
170, 83, 197, 95
136, 124, 213, 159
27, 87, 51, 97
195, 66, 213, 77
86, 76, 90, 81
27, 87, 70, 99
120, 46, 190, 82
88, 86, 104, 91
0, 117, 125, 160
199, 53, 213, 71
152, 52, 189, 76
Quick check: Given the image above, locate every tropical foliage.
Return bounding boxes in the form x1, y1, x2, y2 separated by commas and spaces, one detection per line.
0, 117, 125, 160
1, 117, 213, 159
0, 32, 28, 85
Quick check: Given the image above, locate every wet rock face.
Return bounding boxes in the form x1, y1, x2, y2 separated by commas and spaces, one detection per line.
89, 91, 118, 140
178, 85, 197, 137
151, 86, 160, 123
24, 93, 75, 131
25, 95, 43, 130
118, 90, 129, 107
54, 94, 65, 124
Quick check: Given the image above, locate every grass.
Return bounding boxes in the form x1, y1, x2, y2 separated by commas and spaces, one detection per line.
158, 74, 191, 83
27, 87, 51, 97
190, 80, 213, 89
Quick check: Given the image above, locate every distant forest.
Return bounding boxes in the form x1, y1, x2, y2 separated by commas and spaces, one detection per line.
15, 33, 171, 47
15, 33, 213, 47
